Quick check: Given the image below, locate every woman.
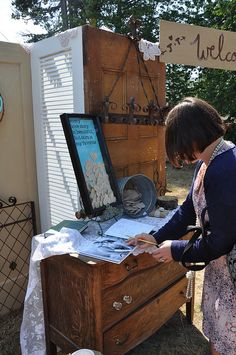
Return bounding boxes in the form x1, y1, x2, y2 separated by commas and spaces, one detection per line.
128, 97, 236, 355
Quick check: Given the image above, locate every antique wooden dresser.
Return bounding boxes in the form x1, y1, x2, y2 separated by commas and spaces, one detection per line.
41, 251, 193, 355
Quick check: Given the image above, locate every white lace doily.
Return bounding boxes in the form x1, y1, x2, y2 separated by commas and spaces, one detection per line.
138, 39, 161, 61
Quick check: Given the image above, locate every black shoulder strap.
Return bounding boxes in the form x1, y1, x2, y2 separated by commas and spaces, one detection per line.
181, 206, 210, 271
181, 225, 209, 271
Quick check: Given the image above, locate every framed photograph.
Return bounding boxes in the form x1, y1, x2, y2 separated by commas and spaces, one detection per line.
60, 113, 121, 216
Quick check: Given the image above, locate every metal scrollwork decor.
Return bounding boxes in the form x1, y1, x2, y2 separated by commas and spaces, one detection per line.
0, 94, 4, 122
0, 196, 17, 208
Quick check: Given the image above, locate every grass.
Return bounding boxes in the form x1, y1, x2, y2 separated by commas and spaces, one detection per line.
165, 162, 195, 204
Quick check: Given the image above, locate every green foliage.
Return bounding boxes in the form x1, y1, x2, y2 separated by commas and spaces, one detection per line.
224, 121, 236, 144
11, 0, 162, 41
195, 69, 236, 118
165, 64, 198, 105
192, 0, 236, 142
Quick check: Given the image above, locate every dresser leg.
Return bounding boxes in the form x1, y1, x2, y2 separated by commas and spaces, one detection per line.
186, 300, 193, 324
46, 341, 57, 355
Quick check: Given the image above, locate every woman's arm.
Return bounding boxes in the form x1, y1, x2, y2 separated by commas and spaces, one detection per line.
170, 155, 236, 262
128, 163, 200, 251
153, 189, 196, 244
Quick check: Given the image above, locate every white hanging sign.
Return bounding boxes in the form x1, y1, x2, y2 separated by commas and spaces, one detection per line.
159, 20, 236, 71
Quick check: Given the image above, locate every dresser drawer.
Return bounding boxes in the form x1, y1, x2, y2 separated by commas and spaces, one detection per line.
103, 277, 188, 355
100, 253, 158, 289
102, 261, 186, 329
100, 234, 193, 289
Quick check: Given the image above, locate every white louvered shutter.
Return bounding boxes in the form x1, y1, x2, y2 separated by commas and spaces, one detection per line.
39, 50, 80, 226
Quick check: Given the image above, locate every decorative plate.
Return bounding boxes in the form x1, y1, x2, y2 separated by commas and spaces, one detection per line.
0, 94, 4, 121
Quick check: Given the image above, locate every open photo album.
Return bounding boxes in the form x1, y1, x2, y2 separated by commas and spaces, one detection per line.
79, 218, 156, 263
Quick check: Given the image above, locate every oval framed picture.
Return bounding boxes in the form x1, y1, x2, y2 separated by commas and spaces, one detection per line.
0, 94, 4, 122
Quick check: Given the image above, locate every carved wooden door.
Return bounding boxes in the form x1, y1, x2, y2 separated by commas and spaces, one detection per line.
83, 25, 166, 194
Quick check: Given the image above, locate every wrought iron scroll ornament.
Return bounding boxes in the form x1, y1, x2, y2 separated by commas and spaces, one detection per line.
102, 96, 117, 123
0, 196, 17, 208
101, 17, 169, 125
122, 97, 141, 124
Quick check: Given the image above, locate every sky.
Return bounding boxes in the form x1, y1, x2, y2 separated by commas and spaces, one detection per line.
0, 0, 44, 43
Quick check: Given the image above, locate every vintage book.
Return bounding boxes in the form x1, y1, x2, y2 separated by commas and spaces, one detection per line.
44, 220, 88, 237
50, 220, 88, 233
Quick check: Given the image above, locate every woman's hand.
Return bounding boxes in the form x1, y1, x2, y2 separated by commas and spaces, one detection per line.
127, 236, 173, 263
152, 240, 173, 263
126, 233, 157, 250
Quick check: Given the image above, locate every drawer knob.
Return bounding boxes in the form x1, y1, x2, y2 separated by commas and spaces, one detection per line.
123, 295, 132, 304
125, 259, 138, 271
112, 301, 122, 311
115, 333, 129, 345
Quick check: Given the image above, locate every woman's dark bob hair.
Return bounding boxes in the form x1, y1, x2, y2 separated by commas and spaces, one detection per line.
165, 97, 226, 167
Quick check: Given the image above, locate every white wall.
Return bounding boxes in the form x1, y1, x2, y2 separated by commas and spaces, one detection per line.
0, 41, 39, 315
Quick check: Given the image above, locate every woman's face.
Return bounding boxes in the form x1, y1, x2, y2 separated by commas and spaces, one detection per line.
182, 149, 200, 165
188, 139, 220, 165
183, 158, 198, 165
191, 151, 201, 162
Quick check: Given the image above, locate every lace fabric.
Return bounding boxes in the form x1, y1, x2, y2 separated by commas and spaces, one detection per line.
138, 39, 161, 61
20, 230, 88, 355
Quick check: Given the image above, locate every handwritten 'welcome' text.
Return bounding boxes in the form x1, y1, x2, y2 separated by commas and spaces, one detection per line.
191, 33, 236, 62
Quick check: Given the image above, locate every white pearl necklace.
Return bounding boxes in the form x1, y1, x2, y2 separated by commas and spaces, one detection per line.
186, 270, 195, 299
208, 138, 224, 165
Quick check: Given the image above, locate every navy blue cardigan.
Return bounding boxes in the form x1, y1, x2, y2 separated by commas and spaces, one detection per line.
153, 146, 236, 262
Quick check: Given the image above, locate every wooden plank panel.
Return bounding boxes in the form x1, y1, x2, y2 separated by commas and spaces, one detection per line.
102, 69, 126, 114
137, 124, 158, 138
41, 255, 103, 350
102, 123, 128, 140
103, 277, 188, 355
83, 25, 166, 115
105, 138, 159, 165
